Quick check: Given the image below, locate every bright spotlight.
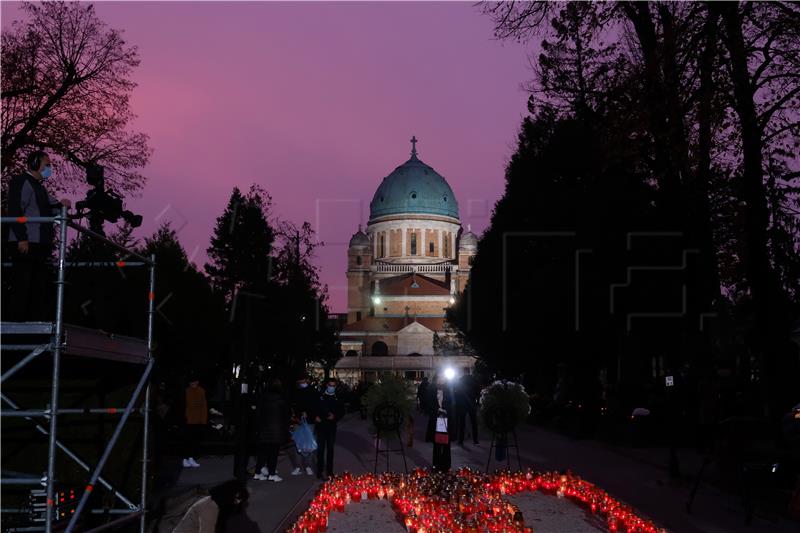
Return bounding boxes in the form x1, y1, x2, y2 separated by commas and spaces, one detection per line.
372, 296, 382, 305
444, 367, 456, 381
448, 296, 456, 305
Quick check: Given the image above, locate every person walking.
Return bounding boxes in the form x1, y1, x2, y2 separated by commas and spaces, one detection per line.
183, 378, 207, 468
289, 374, 317, 475
171, 479, 248, 533
455, 371, 480, 446
314, 377, 344, 479
253, 379, 289, 482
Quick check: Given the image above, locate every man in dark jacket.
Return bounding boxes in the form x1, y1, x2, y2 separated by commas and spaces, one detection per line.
455, 371, 480, 446
291, 375, 318, 421
6, 150, 70, 320
314, 378, 345, 479
288, 374, 318, 475
253, 379, 289, 481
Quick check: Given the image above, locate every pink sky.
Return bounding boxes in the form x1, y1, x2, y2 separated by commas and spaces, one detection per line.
2, 1, 533, 312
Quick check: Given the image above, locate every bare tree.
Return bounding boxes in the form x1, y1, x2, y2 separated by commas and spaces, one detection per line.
1, 1, 150, 194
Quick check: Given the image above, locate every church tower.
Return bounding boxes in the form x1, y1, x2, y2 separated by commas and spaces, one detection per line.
456, 227, 477, 292
346, 225, 371, 324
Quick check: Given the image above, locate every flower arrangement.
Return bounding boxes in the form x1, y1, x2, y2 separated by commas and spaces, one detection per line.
361, 374, 415, 430
479, 380, 531, 433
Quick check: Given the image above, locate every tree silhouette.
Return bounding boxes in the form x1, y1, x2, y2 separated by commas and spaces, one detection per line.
272, 220, 340, 377
1, 1, 150, 194
205, 185, 275, 306
475, 0, 800, 418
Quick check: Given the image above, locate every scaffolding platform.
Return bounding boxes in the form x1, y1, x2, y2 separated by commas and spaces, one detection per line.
2, 322, 148, 365
1, 209, 156, 533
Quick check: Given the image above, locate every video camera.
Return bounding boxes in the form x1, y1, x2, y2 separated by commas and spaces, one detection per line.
74, 164, 142, 228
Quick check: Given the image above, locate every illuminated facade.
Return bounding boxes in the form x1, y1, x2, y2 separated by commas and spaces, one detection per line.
335, 138, 477, 382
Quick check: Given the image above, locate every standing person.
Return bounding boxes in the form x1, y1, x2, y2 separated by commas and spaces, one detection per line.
416, 377, 429, 412
6, 150, 70, 321
314, 377, 345, 479
425, 373, 453, 443
183, 378, 208, 468
253, 378, 289, 482
455, 371, 480, 446
171, 479, 248, 533
430, 375, 452, 472
289, 374, 317, 475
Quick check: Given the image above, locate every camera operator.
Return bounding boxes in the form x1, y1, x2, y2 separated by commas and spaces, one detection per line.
6, 151, 71, 320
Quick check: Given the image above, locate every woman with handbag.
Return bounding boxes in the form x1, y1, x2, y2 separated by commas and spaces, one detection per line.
425, 373, 453, 442
426, 373, 452, 471
432, 407, 451, 472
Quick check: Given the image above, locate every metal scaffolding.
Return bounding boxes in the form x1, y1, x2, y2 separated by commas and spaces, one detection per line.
1, 206, 156, 533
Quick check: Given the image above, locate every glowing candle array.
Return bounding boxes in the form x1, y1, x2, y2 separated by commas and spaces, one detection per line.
287, 468, 666, 533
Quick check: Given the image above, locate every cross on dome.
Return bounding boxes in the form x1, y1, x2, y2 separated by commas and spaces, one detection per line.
410, 135, 418, 158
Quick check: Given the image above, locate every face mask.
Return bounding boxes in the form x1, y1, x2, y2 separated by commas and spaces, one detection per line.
325, 386, 336, 395
40, 166, 52, 180
299, 383, 308, 389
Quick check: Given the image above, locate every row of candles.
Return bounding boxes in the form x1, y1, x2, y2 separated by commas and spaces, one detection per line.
287, 468, 666, 533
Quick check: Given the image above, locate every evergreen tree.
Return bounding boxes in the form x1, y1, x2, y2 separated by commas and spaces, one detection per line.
205, 185, 275, 305
140, 223, 227, 375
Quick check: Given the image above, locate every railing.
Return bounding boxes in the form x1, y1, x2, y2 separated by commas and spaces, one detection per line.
372, 262, 456, 273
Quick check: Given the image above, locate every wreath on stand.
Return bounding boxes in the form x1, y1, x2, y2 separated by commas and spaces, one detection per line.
361, 374, 415, 438
479, 380, 531, 461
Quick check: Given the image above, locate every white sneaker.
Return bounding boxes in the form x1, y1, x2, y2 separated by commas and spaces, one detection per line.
305, 467, 314, 476
253, 473, 269, 481
260, 467, 269, 476
182, 459, 192, 468
291, 468, 302, 476
188, 458, 200, 467
268, 475, 283, 482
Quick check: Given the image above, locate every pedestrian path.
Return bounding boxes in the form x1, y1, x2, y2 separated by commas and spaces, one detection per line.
166, 412, 797, 533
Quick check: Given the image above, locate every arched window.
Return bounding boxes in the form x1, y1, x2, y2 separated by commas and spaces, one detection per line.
371, 341, 389, 356
345, 350, 358, 358
410, 232, 417, 255
356, 255, 362, 265
443, 233, 449, 258
379, 234, 385, 258
429, 242, 434, 254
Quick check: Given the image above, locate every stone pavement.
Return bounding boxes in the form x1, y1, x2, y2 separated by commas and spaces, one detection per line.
163, 412, 798, 533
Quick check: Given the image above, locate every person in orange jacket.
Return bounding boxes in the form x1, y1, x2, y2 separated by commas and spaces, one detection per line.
184, 378, 208, 468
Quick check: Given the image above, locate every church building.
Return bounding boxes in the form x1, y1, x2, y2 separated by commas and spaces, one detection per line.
334, 138, 477, 382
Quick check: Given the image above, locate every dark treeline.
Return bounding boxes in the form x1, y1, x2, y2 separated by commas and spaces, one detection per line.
450, 1, 799, 434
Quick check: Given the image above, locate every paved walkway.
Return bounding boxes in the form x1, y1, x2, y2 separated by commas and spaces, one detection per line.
162, 413, 797, 533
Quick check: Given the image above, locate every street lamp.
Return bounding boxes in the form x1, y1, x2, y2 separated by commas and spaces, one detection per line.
444, 367, 456, 381
448, 297, 456, 305
372, 296, 382, 305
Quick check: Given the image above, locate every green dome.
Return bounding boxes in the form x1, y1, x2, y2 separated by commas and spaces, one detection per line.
369, 140, 459, 221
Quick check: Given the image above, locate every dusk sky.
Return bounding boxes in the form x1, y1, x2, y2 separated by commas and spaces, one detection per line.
2, 1, 534, 311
